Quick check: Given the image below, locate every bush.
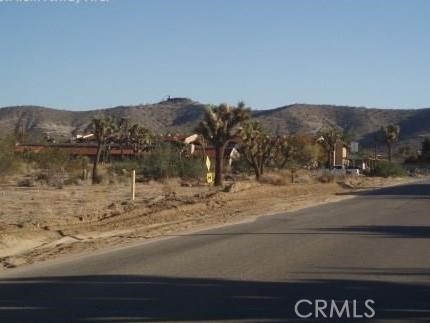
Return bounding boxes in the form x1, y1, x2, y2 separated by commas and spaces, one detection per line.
317, 171, 335, 183
30, 148, 69, 186
66, 156, 90, 173
35, 148, 69, 171
231, 156, 252, 174
18, 178, 36, 187
179, 157, 206, 180
259, 172, 289, 185
141, 143, 205, 180
371, 161, 406, 177
141, 144, 179, 179
0, 137, 19, 177
109, 160, 140, 176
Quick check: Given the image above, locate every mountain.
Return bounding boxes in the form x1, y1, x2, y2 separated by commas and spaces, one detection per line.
1, 99, 430, 149
0, 98, 206, 141
254, 104, 430, 148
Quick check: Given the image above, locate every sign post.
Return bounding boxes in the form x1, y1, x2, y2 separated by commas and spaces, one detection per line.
131, 169, 136, 201
205, 156, 213, 184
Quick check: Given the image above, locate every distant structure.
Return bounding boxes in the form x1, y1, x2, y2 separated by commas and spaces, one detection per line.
164, 96, 191, 103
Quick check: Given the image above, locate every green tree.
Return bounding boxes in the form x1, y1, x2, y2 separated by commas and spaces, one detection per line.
275, 134, 321, 169
195, 102, 251, 186
380, 124, 400, 161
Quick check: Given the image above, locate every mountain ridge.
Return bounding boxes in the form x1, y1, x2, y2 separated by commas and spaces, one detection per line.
1, 100, 429, 149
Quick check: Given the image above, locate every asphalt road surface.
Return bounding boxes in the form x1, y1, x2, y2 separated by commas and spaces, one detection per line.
0, 180, 429, 323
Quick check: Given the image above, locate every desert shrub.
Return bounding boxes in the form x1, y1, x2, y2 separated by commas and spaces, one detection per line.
295, 172, 315, 184
63, 176, 84, 186
35, 148, 69, 171
284, 160, 300, 183
141, 143, 205, 180
64, 156, 91, 181
109, 160, 140, 176
66, 156, 90, 172
141, 144, 178, 179
0, 137, 19, 177
179, 157, 206, 180
31, 148, 69, 187
317, 171, 335, 183
18, 178, 36, 187
92, 172, 105, 184
33, 170, 64, 188
371, 161, 406, 177
258, 172, 288, 185
93, 165, 109, 184
231, 155, 253, 174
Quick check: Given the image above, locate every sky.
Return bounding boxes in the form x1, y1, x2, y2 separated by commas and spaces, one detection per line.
0, 0, 429, 110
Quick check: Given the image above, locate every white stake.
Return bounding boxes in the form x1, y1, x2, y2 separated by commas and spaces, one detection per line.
131, 169, 136, 201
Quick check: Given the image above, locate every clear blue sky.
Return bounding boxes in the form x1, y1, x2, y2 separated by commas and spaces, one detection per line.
1, 0, 429, 110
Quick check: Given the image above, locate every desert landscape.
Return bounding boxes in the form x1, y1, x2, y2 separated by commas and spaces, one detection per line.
2, 2, 430, 322
0, 170, 419, 271
0, 101, 428, 271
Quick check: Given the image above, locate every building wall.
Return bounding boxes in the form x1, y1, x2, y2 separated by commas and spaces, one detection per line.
334, 142, 349, 166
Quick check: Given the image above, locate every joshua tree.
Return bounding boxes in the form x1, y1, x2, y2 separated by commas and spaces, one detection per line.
239, 121, 278, 180
195, 102, 251, 186
129, 124, 152, 159
380, 124, 400, 161
118, 118, 130, 160
318, 127, 343, 169
90, 116, 116, 184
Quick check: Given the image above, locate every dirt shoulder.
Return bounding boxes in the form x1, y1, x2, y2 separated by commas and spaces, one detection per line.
0, 175, 421, 271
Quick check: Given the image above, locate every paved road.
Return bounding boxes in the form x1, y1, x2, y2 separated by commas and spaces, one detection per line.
0, 180, 429, 322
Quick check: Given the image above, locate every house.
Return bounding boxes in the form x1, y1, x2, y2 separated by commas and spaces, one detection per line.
15, 143, 135, 161
163, 133, 200, 155
193, 145, 240, 168
16, 133, 241, 168
166, 134, 241, 167
334, 141, 349, 166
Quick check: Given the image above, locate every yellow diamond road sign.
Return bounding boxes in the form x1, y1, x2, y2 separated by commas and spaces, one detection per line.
206, 172, 214, 184
205, 156, 211, 171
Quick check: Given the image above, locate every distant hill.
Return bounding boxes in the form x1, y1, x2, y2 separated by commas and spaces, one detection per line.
0, 98, 206, 141
1, 99, 430, 150
254, 104, 430, 148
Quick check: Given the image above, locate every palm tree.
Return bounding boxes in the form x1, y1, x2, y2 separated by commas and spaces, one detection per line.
90, 116, 116, 184
195, 102, 251, 186
380, 124, 400, 161
318, 127, 342, 169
